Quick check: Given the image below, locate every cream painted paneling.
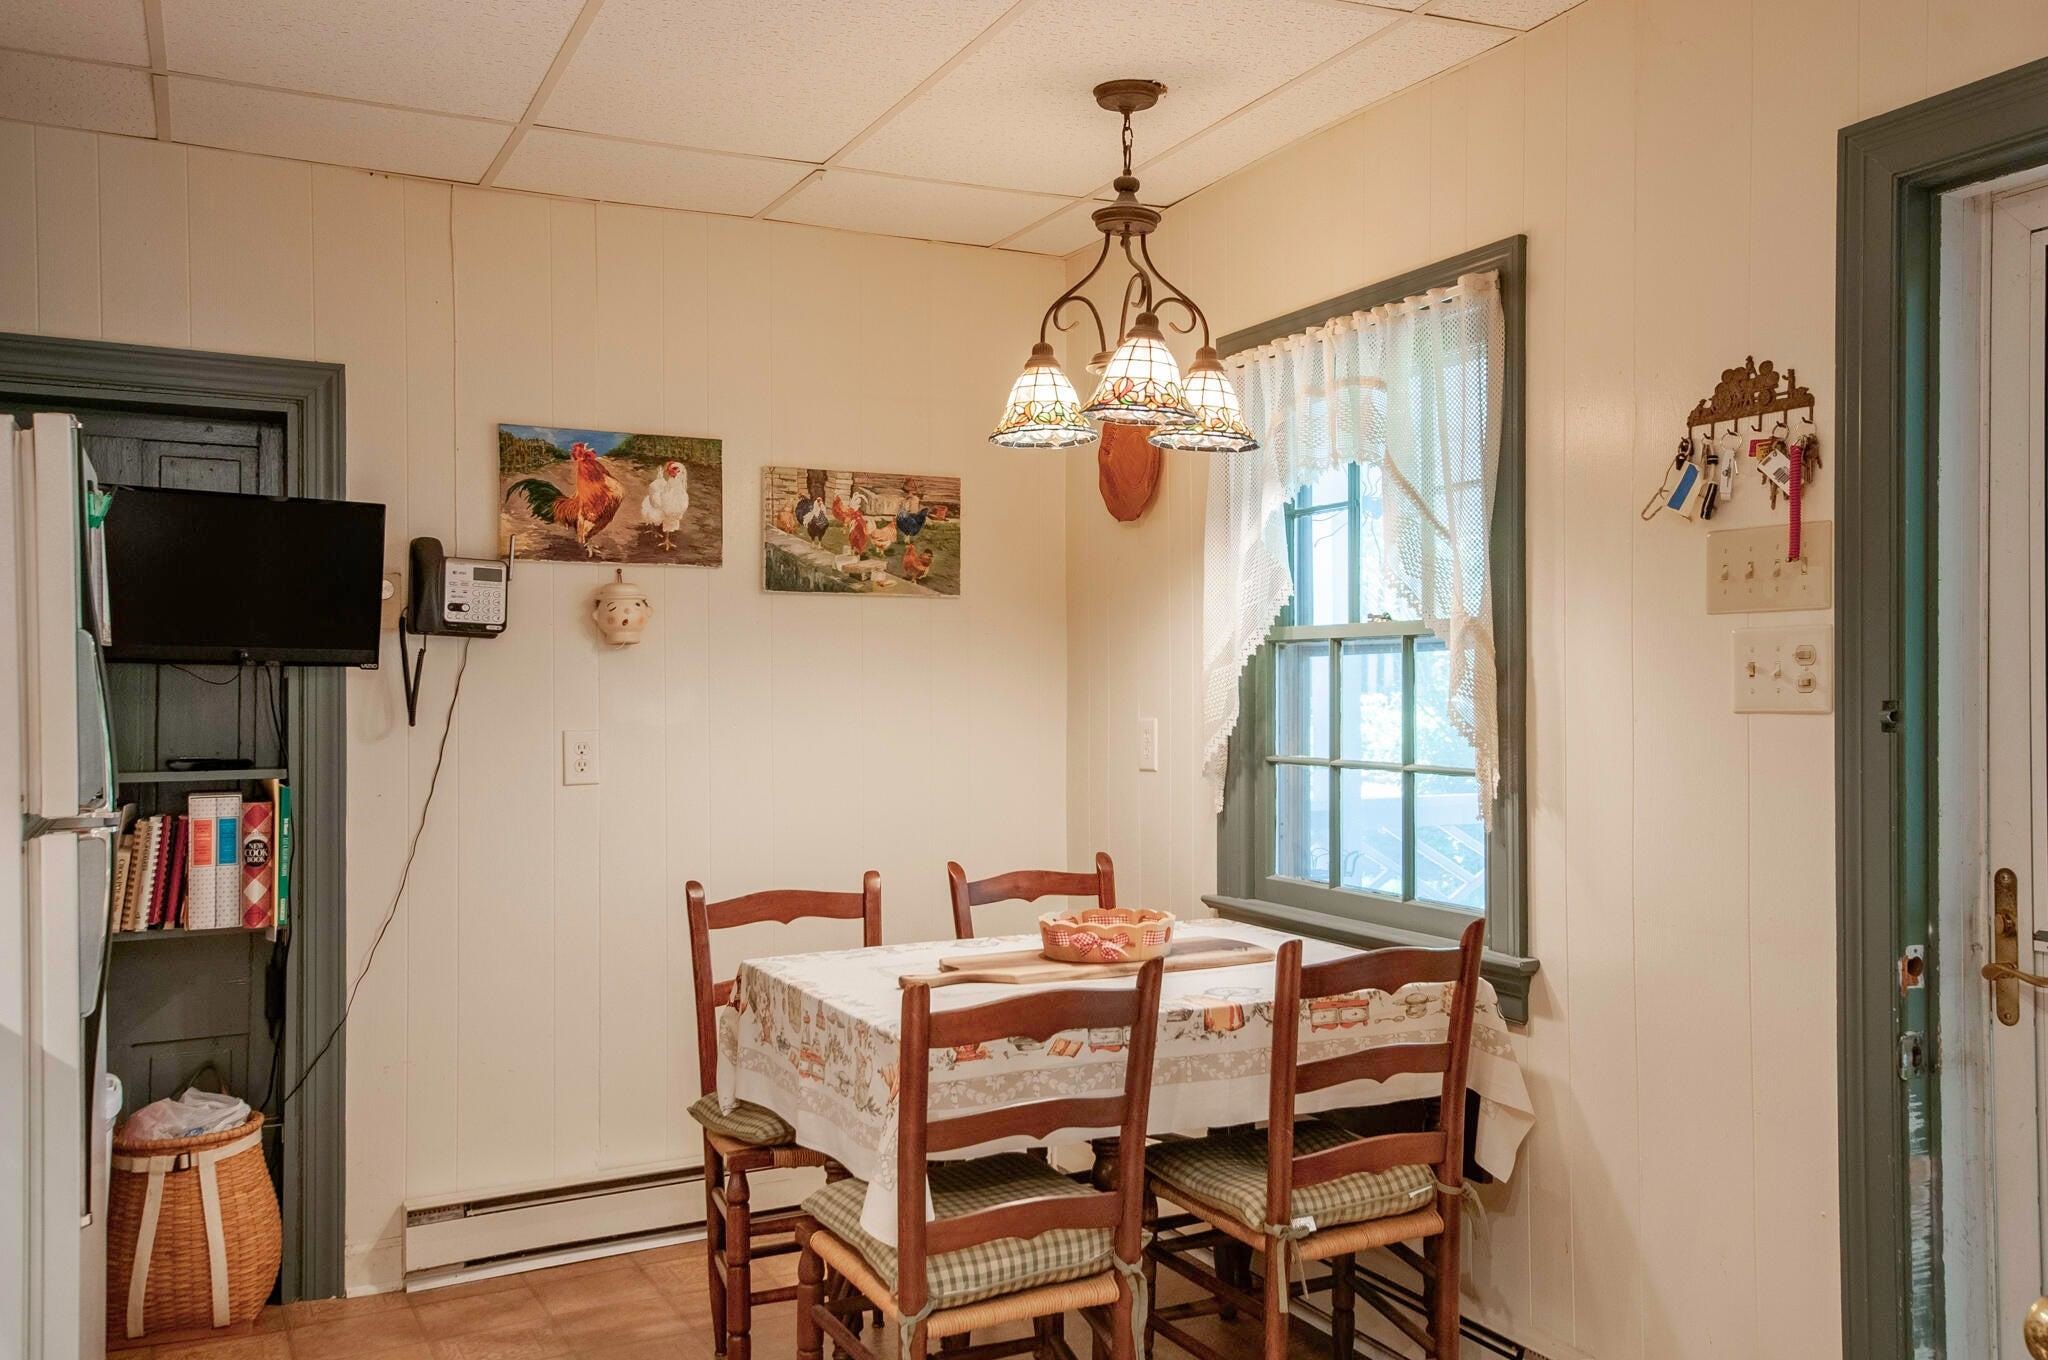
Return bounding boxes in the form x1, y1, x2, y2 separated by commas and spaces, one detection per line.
1058, 2, 2048, 1357
8, 121, 1069, 1291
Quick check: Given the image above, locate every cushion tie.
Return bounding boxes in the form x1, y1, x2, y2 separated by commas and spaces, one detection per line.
1258, 1216, 1319, 1301
895, 1297, 938, 1356
1433, 1178, 1485, 1236
1107, 1250, 1150, 1355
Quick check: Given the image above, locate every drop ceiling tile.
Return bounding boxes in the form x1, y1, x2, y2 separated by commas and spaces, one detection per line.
167, 78, 508, 180
1430, 0, 1580, 28
841, 0, 1398, 196
495, 128, 811, 216
0, 0, 149, 64
539, 0, 1014, 162
768, 171, 1069, 248
159, 0, 585, 121
0, 50, 154, 136
1000, 199, 1112, 256
1136, 17, 1509, 204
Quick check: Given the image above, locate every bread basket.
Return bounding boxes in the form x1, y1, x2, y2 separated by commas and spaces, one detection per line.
1037, 906, 1176, 964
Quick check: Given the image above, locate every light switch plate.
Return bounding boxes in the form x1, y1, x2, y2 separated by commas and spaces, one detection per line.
1137, 717, 1159, 772
1706, 520, 1833, 613
1733, 624, 1833, 713
562, 730, 599, 785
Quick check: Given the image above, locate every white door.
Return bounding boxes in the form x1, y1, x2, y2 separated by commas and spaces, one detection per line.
1986, 181, 2048, 1360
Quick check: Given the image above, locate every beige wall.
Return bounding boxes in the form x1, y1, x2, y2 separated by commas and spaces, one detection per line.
1061, 2, 2048, 1358
0, 121, 1070, 1291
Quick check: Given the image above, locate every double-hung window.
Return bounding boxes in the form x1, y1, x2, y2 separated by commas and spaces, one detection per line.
1211, 240, 1535, 1019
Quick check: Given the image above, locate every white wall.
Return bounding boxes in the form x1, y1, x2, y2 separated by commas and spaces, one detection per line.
1061, 3, 2048, 1358
0, 122, 1070, 1291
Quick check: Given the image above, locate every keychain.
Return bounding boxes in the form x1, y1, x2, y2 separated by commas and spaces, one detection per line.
1642, 436, 1703, 520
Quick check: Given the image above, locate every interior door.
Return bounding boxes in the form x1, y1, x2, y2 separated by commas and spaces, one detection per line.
1986, 182, 2048, 1360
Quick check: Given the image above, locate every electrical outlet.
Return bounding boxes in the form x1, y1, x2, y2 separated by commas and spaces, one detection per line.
562, 730, 599, 785
1706, 521, 1833, 613
1732, 625, 1833, 714
1137, 717, 1159, 772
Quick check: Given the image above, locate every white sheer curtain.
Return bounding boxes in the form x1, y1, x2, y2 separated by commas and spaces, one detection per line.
1201, 270, 1505, 819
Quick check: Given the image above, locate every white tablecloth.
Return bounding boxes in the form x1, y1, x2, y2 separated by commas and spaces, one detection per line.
717, 920, 1533, 1244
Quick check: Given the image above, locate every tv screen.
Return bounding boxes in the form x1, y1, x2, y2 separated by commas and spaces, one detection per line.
102, 487, 386, 666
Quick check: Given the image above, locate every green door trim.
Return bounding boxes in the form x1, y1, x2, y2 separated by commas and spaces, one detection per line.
0, 331, 348, 1301
1837, 55, 2048, 1360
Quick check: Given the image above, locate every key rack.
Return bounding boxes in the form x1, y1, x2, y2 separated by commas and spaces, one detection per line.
1685, 355, 1814, 435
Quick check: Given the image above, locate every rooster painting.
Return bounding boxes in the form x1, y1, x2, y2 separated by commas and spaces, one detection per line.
504, 441, 622, 559
498, 425, 723, 566
638, 460, 691, 551
762, 465, 961, 596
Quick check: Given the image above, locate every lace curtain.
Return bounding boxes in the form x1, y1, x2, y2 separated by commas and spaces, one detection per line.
1201, 270, 1505, 821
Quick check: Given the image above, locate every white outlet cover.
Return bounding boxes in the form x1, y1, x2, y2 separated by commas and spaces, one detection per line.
562, 729, 599, 785
1732, 624, 1833, 714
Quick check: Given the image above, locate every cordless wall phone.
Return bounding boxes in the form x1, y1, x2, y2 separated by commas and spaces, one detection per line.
398, 537, 510, 725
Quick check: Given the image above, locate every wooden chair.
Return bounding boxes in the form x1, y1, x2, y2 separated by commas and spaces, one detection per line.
686, 873, 882, 1360
945, 851, 1117, 940
795, 959, 1164, 1360
1144, 919, 1484, 1360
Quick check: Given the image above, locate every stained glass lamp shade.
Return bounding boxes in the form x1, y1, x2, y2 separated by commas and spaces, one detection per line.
988, 343, 1096, 449
1150, 347, 1258, 453
1082, 314, 1193, 427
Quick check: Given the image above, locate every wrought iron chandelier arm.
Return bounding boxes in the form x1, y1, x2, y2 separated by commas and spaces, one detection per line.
1138, 234, 1211, 348
1036, 235, 1111, 352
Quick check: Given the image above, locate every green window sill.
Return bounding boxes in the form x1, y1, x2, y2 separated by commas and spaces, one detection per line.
1203, 894, 1539, 1025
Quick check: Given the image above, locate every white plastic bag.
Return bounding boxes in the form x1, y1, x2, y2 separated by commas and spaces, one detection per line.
119, 1087, 250, 1142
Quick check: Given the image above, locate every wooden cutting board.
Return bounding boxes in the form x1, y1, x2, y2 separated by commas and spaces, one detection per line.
897, 936, 1273, 988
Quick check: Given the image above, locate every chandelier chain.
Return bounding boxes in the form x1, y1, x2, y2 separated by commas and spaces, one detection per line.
1121, 113, 1134, 177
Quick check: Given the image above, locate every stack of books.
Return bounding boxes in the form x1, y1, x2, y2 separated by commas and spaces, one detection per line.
110, 780, 292, 934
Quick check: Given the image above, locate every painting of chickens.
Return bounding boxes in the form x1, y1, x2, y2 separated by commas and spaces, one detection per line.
762, 466, 961, 597
500, 425, 722, 565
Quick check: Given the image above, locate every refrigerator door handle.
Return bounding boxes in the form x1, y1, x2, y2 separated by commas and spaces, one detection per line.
23, 810, 123, 839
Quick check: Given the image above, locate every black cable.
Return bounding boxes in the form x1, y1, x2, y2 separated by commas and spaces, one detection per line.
279, 639, 470, 1110
166, 662, 239, 687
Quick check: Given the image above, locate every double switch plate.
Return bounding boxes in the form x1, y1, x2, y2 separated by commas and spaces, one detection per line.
1732, 624, 1833, 714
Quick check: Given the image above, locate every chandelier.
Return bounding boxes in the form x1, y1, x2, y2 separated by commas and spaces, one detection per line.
988, 80, 1258, 454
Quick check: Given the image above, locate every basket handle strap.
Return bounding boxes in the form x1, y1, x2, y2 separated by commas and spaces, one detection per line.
112, 1130, 263, 1337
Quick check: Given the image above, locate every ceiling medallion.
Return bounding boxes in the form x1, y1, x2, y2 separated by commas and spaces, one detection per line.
987, 80, 1258, 455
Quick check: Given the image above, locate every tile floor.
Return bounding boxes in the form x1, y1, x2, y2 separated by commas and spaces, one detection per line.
108, 1238, 1361, 1359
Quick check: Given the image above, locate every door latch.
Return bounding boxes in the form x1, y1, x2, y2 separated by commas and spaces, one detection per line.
1988, 867, 2023, 1027
1898, 1031, 1926, 1080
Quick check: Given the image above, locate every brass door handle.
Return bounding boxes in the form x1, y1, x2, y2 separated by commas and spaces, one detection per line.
2026, 1296, 2048, 1360
1982, 962, 2048, 988
1992, 867, 2025, 1026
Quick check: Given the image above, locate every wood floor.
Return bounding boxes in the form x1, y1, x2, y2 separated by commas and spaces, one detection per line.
105, 1237, 1370, 1360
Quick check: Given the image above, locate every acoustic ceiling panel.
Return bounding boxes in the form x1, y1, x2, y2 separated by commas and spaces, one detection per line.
768, 170, 1071, 248
1135, 17, 1509, 205
495, 128, 813, 216
160, 0, 587, 121
539, 0, 1015, 162
0, 50, 154, 137
839, 0, 1398, 197
167, 79, 510, 180
0, 0, 150, 65
1430, 0, 1580, 28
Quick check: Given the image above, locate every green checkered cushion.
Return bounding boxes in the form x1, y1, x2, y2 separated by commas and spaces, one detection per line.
1147, 1120, 1435, 1234
803, 1153, 1114, 1311
688, 1094, 795, 1147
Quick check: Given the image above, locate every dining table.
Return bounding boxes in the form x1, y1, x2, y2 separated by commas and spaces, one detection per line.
715, 918, 1535, 1246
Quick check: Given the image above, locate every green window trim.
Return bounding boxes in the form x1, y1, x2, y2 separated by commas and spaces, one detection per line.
1213, 236, 1532, 1022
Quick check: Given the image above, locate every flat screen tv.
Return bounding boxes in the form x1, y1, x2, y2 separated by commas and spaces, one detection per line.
102, 486, 386, 666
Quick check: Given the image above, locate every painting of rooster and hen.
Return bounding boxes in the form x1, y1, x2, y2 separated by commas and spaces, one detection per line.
763, 467, 960, 596
500, 424, 722, 565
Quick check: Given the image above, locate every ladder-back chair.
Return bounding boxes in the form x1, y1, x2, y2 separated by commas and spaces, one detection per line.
945, 851, 1117, 940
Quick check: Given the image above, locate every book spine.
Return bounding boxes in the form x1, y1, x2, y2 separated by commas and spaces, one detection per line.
134, 818, 159, 932
270, 780, 292, 935
111, 834, 132, 934
187, 796, 216, 931
240, 802, 274, 929
149, 816, 175, 929
164, 816, 187, 930
214, 796, 242, 929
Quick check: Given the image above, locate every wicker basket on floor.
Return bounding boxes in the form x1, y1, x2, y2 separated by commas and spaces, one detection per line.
106, 1112, 280, 1341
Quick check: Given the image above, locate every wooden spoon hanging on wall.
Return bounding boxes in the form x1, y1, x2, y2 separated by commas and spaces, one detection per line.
1097, 420, 1162, 522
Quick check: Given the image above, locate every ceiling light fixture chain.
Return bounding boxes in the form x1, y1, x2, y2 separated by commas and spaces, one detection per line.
987, 80, 1257, 454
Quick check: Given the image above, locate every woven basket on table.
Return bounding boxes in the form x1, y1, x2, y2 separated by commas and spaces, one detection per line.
106, 1112, 280, 1341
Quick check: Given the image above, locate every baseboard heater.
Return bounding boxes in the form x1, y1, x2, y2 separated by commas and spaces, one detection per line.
402, 1160, 818, 1282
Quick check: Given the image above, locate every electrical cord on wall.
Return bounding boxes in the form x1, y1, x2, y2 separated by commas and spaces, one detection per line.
278, 638, 470, 1110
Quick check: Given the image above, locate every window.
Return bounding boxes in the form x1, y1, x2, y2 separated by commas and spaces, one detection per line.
1212, 239, 1533, 1018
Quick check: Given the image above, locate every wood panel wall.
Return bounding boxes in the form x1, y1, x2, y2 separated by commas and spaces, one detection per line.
1060, 2, 2048, 1358
0, 124, 1069, 1290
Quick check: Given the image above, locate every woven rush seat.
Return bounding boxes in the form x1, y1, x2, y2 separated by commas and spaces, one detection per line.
803, 1152, 1115, 1312
688, 1094, 796, 1148
1149, 1119, 1436, 1235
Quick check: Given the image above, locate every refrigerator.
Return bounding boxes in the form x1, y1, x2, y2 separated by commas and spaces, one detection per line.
4, 412, 124, 1360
